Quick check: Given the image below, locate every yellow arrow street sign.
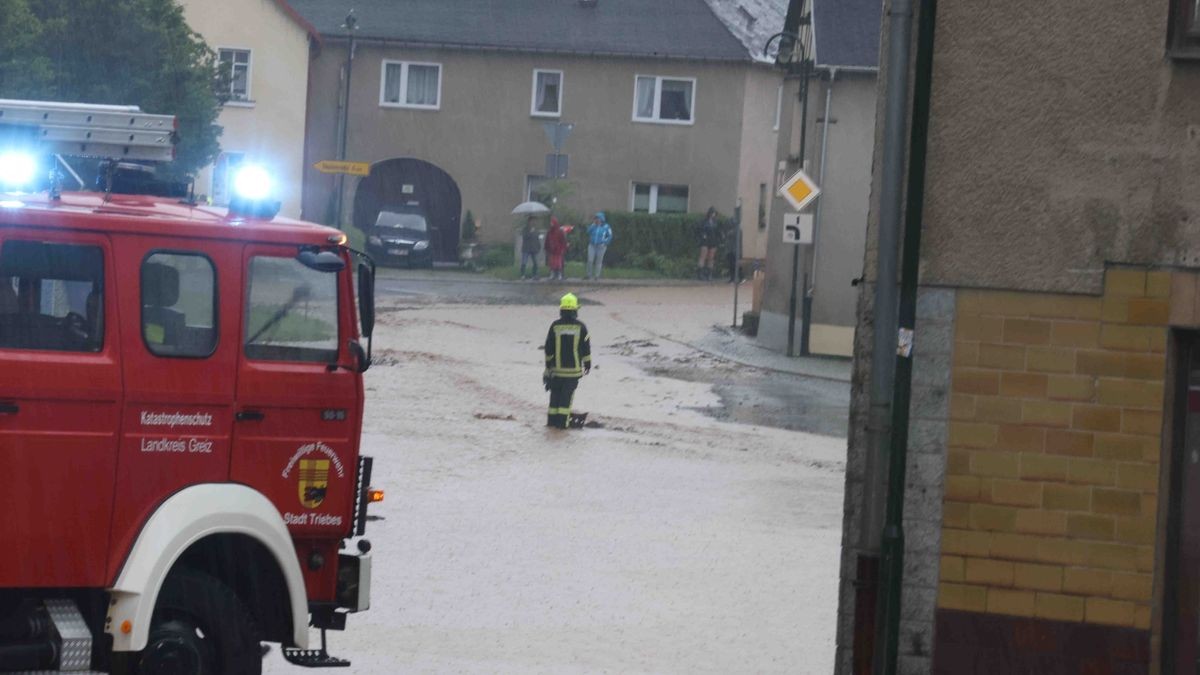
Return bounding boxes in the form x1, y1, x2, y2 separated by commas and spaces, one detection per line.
778, 168, 821, 211
313, 160, 371, 176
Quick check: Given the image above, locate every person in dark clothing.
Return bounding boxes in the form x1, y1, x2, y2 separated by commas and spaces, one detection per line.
543, 292, 591, 428
520, 217, 541, 280
697, 207, 719, 281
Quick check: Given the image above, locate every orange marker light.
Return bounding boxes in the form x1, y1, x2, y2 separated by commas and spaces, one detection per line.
121, 620, 132, 634
368, 488, 384, 503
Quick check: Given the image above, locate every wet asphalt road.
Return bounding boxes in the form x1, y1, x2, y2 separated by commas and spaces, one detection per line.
374, 269, 850, 438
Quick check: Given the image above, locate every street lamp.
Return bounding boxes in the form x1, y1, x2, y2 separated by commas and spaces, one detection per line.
764, 14, 814, 357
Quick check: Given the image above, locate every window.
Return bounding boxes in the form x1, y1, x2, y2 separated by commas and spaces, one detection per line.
0, 240, 104, 352
219, 49, 252, 102
245, 256, 339, 363
211, 151, 244, 206
141, 253, 217, 358
531, 69, 563, 117
380, 61, 441, 109
631, 183, 689, 214
633, 75, 695, 124
526, 175, 553, 204
1171, 0, 1200, 57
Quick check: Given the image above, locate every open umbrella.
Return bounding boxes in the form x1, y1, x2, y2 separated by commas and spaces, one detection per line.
511, 201, 551, 215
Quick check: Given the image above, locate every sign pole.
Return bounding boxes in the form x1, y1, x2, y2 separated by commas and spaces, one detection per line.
334, 11, 357, 229
788, 59, 812, 357
732, 201, 742, 328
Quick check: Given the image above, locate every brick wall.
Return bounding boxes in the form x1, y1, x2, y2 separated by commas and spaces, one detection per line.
938, 268, 1169, 631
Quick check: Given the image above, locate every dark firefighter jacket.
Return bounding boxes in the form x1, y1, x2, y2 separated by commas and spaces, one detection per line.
545, 317, 591, 378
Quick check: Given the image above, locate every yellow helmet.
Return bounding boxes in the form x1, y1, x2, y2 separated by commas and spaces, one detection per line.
560, 293, 579, 311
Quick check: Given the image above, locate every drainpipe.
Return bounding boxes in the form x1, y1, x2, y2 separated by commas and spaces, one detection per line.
874, 0, 938, 672
805, 67, 837, 346
856, 0, 917, 669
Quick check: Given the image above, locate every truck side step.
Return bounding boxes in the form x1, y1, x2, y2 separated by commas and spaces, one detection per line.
281, 649, 350, 668
281, 630, 349, 668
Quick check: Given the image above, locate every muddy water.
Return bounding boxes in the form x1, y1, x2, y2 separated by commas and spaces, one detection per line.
649, 364, 850, 438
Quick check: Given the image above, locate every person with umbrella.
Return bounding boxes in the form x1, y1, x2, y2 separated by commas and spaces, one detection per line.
519, 216, 542, 280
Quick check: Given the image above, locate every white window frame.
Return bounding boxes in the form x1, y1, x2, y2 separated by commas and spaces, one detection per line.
218, 47, 253, 106
525, 175, 552, 202
379, 60, 442, 110
530, 69, 563, 118
629, 182, 690, 214
631, 75, 697, 126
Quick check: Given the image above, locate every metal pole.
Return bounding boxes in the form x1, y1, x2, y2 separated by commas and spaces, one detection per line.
861, 0, 916, 558
876, 0, 937, 672
732, 201, 742, 327
801, 68, 837, 355
334, 11, 357, 228
786, 57, 811, 358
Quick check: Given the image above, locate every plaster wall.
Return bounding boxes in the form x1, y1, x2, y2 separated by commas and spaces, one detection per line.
736, 67, 785, 260
757, 72, 877, 355
179, 0, 311, 218
919, 1, 1200, 294
303, 43, 776, 245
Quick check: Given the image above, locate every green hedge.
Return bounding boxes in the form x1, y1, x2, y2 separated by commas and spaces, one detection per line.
564, 211, 730, 267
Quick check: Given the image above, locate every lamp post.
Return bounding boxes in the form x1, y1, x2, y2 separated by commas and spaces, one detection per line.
333, 9, 358, 229
764, 11, 814, 358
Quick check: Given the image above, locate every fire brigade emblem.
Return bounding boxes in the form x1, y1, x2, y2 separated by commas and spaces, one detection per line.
281, 441, 345, 510
298, 459, 331, 508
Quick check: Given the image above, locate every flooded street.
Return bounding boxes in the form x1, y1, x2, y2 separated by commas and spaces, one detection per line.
268, 271, 848, 674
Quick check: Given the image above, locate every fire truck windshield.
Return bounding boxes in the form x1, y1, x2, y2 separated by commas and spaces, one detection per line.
244, 256, 338, 363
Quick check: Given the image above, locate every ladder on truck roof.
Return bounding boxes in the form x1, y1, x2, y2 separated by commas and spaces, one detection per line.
0, 98, 176, 162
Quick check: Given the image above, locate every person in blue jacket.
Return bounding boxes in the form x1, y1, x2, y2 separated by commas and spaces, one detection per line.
585, 212, 613, 280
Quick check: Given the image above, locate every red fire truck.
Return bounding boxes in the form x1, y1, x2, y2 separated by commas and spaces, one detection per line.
0, 100, 379, 673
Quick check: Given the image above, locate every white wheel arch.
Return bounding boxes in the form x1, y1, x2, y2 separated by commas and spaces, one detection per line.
106, 483, 309, 651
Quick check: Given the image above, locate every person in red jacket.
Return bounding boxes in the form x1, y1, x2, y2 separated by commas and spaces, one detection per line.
544, 216, 568, 281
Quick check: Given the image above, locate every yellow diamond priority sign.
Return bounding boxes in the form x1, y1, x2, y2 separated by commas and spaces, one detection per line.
778, 169, 821, 211
313, 160, 371, 177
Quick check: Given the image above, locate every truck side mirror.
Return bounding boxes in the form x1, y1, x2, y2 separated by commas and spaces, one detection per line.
357, 262, 375, 344
349, 340, 370, 373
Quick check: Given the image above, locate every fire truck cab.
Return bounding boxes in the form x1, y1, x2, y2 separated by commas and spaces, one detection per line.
0, 100, 378, 673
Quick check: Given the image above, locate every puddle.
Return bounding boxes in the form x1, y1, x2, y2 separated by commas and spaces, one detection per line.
650, 365, 850, 437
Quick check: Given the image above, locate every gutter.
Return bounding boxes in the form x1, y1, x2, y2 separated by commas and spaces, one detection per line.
317, 35, 755, 64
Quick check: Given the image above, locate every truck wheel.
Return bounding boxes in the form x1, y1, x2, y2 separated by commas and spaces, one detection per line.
114, 568, 263, 675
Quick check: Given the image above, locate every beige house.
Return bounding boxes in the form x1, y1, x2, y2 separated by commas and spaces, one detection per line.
289, 0, 782, 263
758, 0, 880, 357
177, 0, 317, 218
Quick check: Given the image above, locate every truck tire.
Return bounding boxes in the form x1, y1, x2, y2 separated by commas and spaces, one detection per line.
112, 568, 263, 675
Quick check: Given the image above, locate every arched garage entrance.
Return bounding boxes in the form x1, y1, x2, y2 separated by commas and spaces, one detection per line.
353, 158, 462, 262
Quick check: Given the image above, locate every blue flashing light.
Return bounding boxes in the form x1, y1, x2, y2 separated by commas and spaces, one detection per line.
233, 165, 272, 201
0, 152, 37, 190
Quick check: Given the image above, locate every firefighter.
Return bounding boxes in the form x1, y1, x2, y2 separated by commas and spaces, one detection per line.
543, 292, 591, 428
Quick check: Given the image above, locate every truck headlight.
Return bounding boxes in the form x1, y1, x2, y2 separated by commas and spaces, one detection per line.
413, 240, 430, 251
368, 235, 382, 246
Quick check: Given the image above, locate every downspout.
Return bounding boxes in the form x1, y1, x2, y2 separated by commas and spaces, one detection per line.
875, 0, 938, 671
807, 67, 837, 328
855, 0, 917, 667
860, 0, 916, 560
